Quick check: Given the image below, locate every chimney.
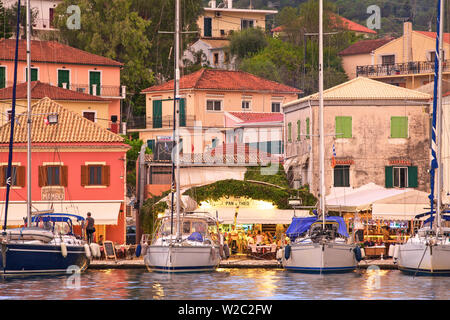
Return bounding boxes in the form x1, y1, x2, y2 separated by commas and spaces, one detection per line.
227, 0, 233, 9
209, 0, 216, 8
403, 21, 413, 63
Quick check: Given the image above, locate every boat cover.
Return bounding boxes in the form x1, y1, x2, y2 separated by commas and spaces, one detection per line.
286, 216, 349, 240
187, 232, 203, 242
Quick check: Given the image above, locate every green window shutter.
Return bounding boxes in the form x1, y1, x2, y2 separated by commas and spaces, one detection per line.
58, 69, 70, 88
288, 122, 292, 142
297, 120, 301, 141
336, 116, 352, 138
0, 66, 5, 89
306, 118, 310, 139
179, 98, 186, 127
385, 166, 393, 188
26, 68, 38, 81
391, 116, 408, 138
408, 166, 418, 188
152, 100, 162, 128
147, 139, 155, 151
204, 17, 212, 37
89, 71, 101, 95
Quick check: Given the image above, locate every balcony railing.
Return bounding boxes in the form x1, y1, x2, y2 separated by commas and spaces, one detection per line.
126, 115, 197, 130
356, 60, 450, 78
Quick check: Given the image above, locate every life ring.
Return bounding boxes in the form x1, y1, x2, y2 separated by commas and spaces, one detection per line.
61, 242, 68, 258
353, 246, 362, 262
84, 243, 91, 259
284, 244, 291, 260
135, 243, 142, 257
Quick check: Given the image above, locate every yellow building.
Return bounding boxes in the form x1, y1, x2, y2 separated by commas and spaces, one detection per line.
340, 22, 450, 91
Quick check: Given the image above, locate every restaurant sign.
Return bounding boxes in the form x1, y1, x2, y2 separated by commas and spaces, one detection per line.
199, 196, 275, 210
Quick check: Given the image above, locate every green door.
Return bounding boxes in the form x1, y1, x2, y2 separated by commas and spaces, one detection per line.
58, 69, 70, 88
204, 17, 212, 37
89, 71, 101, 95
179, 98, 186, 127
26, 68, 38, 81
152, 100, 162, 128
0, 66, 5, 89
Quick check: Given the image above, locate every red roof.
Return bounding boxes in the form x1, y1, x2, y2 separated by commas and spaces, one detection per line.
0, 39, 123, 67
272, 13, 376, 35
415, 31, 450, 44
141, 69, 301, 94
0, 81, 108, 101
228, 112, 283, 124
339, 37, 394, 56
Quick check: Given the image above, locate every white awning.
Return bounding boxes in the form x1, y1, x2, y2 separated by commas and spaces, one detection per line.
202, 207, 311, 225
372, 190, 430, 221
0, 201, 123, 226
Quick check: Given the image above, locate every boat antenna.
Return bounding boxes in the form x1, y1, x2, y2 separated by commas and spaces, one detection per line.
3, 1, 22, 232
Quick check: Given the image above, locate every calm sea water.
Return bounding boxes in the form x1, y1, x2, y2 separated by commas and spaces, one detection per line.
0, 268, 449, 300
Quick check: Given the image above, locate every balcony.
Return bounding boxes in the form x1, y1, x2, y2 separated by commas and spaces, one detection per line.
126, 115, 197, 130
356, 60, 450, 78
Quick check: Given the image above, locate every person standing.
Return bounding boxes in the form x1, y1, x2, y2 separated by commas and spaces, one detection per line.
85, 212, 95, 244
354, 212, 365, 243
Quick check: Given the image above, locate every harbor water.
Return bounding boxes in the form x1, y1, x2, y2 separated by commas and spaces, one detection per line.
0, 268, 449, 300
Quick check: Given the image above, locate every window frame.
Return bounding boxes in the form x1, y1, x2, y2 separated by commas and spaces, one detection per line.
271, 102, 281, 113
206, 99, 222, 112
393, 166, 408, 188
333, 165, 350, 187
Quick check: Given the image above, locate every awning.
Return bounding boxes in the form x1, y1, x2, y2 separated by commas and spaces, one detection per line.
203, 207, 311, 224
372, 190, 430, 220
326, 183, 409, 212
0, 201, 123, 226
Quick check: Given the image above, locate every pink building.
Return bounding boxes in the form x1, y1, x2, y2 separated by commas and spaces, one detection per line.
0, 39, 125, 133
0, 97, 129, 244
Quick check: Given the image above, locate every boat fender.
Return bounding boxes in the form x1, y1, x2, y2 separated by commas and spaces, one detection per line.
61, 242, 68, 258
135, 244, 142, 257
141, 243, 148, 256
353, 246, 362, 262
210, 246, 216, 260
388, 244, 395, 257
276, 248, 283, 260
393, 245, 400, 261
361, 248, 365, 259
90, 243, 100, 258
84, 243, 91, 259
223, 243, 230, 259
284, 244, 291, 260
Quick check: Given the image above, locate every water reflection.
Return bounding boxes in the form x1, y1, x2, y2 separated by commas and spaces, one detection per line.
0, 268, 449, 300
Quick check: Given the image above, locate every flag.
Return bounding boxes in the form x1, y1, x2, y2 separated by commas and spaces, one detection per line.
331, 144, 336, 168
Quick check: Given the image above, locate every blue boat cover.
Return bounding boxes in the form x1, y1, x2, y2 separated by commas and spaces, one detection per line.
286, 216, 349, 240
187, 232, 203, 242
31, 213, 85, 223
423, 215, 450, 225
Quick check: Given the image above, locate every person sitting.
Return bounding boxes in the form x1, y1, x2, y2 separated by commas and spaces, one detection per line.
255, 230, 263, 245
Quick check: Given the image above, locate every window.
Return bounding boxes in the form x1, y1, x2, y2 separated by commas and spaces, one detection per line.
382, 55, 395, 65
242, 100, 251, 110
204, 17, 212, 37
25, 67, 38, 81
81, 165, 110, 186
213, 53, 219, 65
224, 52, 230, 63
271, 102, 280, 113
152, 100, 162, 128
391, 116, 408, 138
306, 117, 310, 139
58, 69, 70, 89
0, 165, 25, 187
287, 122, 292, 142
297, 120, 301, 141
0, 66, 5, 89
89, 71, 101, 95
385, 166, 417, 188
49, 8, 55, 28
147, 139, 155, 152
335, 116, 352, 138
334, 165, 350, 187
241, 19, 254, 29
206, 100, 222, 111
6, 109, 12, 121
38, 165, 68, 187
83, 111, 96, 122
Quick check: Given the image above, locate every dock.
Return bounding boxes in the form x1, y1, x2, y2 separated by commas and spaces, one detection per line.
88, 257, 398, 270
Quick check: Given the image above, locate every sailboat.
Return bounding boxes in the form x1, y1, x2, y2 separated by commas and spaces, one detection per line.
143, 0, 221, 273
0, 0, 90, 276
280, 0, 358, 273
396, 0, 450, 275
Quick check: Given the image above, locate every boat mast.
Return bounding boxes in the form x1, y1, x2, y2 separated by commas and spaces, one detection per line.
436, 0, 444, 235
26, 0, 32, 227
318, 0, 325, 229
175, 0, 181, 240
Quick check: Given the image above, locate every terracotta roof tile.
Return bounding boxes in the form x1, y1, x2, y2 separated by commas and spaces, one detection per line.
339, 37, 394, 56
0, 81, 108, 101
141, 69, 301, 94
415, 31, 450, 44
0, 97, 124, 144
0, 39, 123, 67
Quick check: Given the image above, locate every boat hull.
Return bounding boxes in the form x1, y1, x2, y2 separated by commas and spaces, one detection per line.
398, 242, 450, 276
0, 242, 89, 277
144, 245, 221, 273
282, 242, 357, 273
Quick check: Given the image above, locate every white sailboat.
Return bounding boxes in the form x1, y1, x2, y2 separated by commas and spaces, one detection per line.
280, 0, 358, 273
396, 0, 450, 275
0, 0, 90, 276
143, 0, 221, 273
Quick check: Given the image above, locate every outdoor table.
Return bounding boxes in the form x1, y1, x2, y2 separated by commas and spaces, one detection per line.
364, 245, 386, 258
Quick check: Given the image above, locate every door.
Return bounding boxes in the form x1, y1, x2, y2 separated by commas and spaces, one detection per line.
152, 100, 162, 128
0, 66, 5, 89
89, 71, 101, 95
179, 98, 186, 127
58, 69, 70, 88
26, 68, 38, 81
204, 17, 212, 37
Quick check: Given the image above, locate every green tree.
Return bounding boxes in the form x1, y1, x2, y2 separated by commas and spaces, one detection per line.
229, 27, 268, 60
